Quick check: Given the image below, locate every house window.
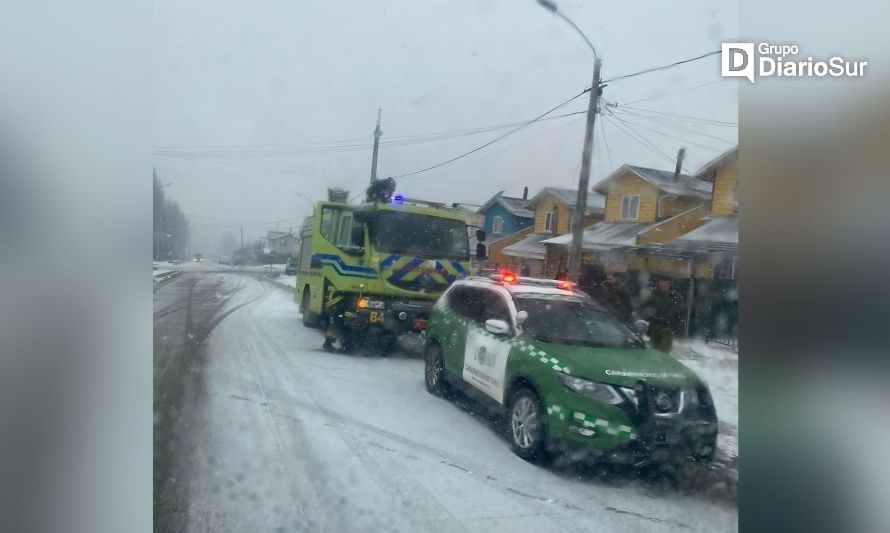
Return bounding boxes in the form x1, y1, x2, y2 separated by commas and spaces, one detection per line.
544, 211, 555, 232
492, 216, 504, 235
621, 196, 640, 220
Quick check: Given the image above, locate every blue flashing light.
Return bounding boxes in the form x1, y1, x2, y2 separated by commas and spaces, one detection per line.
393, 194, 405, 204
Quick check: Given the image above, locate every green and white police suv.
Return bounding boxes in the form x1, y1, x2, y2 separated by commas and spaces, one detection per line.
423, 273, 718, 465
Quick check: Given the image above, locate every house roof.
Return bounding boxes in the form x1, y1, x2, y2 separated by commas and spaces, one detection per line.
620, 216, 738, 256
694, 146, 738, 181
676, 215, 738, 246
525, 187, 606, 214
477, 194, 534, 218
500, 232, 553, 260
267, 231, 294, 241
593, 165, 713, 199
541, 221, 659, 250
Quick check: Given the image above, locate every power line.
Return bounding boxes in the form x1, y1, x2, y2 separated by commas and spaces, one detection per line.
608, 112, 726, 152
388, 89, 589, 179
188, 216, 306, 229
609, 104, 738, 126
620, 80, 725, 106
346, 113, 587, 202
156, 122, 530, 152
603, 50, 721, 83
604, 114, 683, 170
609, 108, 737, 145
154, 110, 589, 157
157, 154, 364, 180
401, 115, 586, 181
598, 118, 614, 171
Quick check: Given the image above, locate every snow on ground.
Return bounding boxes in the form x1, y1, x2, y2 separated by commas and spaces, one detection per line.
672, 339, 738, 463
242, 263, 285, 274
228, 271, 739, 464
269, 273, 298, 290
173, 276, 737, 531
251, 268, 297, 291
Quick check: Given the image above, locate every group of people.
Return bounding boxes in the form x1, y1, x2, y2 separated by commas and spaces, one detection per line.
596, 272, 684, 352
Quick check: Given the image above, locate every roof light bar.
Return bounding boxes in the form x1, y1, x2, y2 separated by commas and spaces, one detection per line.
487, 273, 577, 291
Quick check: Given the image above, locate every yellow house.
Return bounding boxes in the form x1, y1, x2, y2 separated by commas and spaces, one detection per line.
545, 149, 739, 342
698, 147, 738, 217
675, 146, 739, 278
542, 165, 713, 278
490, 187, 605, 276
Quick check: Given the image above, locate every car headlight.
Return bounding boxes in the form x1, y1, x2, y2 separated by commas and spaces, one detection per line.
556, 372, 624, 405
358, 297, 385, 310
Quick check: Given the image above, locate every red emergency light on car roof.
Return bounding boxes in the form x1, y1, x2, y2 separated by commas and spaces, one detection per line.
557, 280, 573, 290
500, 272, 517, 283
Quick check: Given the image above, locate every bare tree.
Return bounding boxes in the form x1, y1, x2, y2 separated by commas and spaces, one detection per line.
153, 169, 190, 261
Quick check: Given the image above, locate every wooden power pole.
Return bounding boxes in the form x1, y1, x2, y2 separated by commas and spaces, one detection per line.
370, 108, 382, 184
567, 58, 602, 282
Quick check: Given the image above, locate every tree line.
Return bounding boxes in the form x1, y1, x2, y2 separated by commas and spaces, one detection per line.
153, 170, 190, 261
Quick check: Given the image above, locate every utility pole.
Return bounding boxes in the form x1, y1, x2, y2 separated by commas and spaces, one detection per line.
370, 108, 382, 185
567, 57, 602, 282
240, 224, 244, 261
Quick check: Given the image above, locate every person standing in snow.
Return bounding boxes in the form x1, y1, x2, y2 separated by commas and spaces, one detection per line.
322, 300, 347, 352
600, 271, 633, 323
638, 274, 684, 353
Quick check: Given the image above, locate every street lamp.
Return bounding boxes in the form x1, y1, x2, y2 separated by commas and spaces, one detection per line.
295, 192, 313, 207
536, 0, 603, 282
536, 0, 596, 56
295, 192, 315, 220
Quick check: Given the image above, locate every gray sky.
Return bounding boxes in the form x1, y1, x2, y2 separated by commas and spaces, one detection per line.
154, 0, 737, 253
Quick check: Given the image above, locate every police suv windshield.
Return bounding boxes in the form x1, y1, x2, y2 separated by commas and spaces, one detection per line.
514, 294, 644, 348
371, 211, 469, 260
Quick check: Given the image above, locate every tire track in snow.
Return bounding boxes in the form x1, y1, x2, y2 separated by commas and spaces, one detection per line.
247, 292, 595, 530
247, 308, 453, 531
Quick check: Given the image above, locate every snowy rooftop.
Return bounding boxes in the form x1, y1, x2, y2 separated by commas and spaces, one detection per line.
526, 187, 606, 214
594, 165, 713, 199
541, 221, 658, 249
500, 232, 553, 260
477, 195, 535, 218
694, 146, 739, 181
677, 216, 739, 246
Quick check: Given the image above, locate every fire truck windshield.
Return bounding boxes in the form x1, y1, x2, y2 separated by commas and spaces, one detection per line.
370, 211, 469, 261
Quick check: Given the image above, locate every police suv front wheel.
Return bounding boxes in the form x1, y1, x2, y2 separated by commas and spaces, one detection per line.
424, 343, 448, 397
507, 388, 549, 462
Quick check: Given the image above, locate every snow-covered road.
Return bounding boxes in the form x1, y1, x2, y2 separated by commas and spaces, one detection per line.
154, 271, 737, 532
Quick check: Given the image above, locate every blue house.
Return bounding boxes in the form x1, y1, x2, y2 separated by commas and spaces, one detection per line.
477, 189, 534, 239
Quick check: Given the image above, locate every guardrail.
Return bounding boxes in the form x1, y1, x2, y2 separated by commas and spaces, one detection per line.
153, 270, 183, 283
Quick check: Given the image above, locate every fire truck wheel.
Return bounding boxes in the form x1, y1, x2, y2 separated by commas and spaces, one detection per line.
301, 288, 323, 329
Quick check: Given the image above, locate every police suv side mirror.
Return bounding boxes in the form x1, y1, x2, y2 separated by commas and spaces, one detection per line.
484, 319, 511, 336
515, 310, 529, 325
633, 319, 650, 336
